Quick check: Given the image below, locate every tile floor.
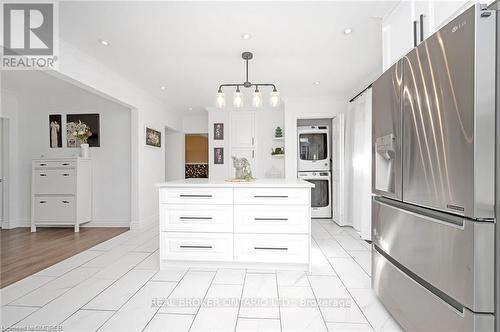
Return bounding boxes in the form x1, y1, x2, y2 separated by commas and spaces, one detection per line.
1, 220, 402, 332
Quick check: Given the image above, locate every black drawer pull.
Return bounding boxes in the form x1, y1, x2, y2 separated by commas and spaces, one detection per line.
179, 216, 213, 220
179, 194, 213, 198
39, 174, 47, 177
62, 163, 70, 166
62, 200, 70, 204
254, 247, 288, 251
39, 163, 47, 166
39, 200, 47, 204
254, 218, 288, 221
254, 195, 288, 198
62, 173, 70, 176
180, 245, 212, 249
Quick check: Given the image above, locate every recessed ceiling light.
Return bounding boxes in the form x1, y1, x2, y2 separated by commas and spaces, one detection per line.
188, 107, 193, 111
343, 28, 353, 35
313, 81, 320, 85
240, 33, 252, 40
98, 39, 110, 46
160, 85, 166, 91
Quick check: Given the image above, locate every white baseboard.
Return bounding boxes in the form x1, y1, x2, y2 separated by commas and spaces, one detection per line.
4, 219, 131, 229
130, 214, 158, 229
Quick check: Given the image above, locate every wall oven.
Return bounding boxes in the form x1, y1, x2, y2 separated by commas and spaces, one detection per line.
298, 126, 330, 171
298, 171, 332, 218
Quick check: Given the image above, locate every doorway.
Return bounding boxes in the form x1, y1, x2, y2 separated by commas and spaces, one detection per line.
185, 134, 208, 178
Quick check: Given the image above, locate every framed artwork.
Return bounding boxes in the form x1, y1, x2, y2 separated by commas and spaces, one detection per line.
214, 147, 224, 164
66, 113, 100, 147
214, 123, 224, 140
145, 127, 162, 148
49, 114, 62, 148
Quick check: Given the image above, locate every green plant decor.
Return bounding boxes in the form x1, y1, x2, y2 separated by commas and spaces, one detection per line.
275, 126, 283, 138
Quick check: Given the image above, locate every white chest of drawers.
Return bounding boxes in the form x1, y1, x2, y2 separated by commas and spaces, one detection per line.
157, 179, 314, 271
31, 157, 92, 232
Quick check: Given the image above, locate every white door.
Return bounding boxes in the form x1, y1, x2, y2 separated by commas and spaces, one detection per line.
231, 112, 255, 148
331, 114, 345, 225
230, 148, 256, 179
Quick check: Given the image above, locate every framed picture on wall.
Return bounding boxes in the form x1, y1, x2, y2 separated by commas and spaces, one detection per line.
214, 147, 224, 164
145, 127, 162, 148
214, 123, 224, 140
49, 114, 62, 148
66, 113, 100, 147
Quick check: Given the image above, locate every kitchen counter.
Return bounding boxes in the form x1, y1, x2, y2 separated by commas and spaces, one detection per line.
157, 178, 313, 271
156, 178, 315, 188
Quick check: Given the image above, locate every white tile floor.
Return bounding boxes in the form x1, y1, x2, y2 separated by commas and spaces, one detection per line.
1, 220, 403, 332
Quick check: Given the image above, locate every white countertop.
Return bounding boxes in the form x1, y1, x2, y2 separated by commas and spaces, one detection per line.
156, 178, 314, 188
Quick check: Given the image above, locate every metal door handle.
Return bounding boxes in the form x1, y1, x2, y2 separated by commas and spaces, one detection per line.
419, 14, 424, 42
254, 218, 288, 221
252, 150, 254, 158
179, 216, 213, 220
180, 245, 213, 249
254, 247, 288, 251
413, 20, 418, 47
252, 137, 254, 145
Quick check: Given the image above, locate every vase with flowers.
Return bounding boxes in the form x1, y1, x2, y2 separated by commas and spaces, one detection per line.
69, 121, 93, 158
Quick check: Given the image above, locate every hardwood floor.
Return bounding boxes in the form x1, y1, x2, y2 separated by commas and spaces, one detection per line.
0, 227, 128, 288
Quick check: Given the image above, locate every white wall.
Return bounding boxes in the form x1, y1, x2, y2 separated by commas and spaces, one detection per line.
183, 113, 208, 134
2, 71, 132, 228
165, 130, 185, 181
284, 96, 348, 178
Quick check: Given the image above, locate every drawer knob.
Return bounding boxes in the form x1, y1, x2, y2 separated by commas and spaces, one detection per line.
254, 217, 288, 221
39, 174, 47, 177
39, 200, 47, 204
254, 247, 288, 251
62, 173, 70, 176
62, 163, 70, 166
254, 195, 288, 198
179, 216, 213, 221
62, 200, 70, 204
179, 194, 213, 198
179, 245, 213, 249
39, 163, 47, 166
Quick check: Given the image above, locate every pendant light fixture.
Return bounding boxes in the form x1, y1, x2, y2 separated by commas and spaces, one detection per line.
216, 52, 280, 109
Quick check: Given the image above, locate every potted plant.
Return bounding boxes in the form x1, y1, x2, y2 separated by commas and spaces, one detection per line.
70, 121, 92, 158
275, 126, 283, 138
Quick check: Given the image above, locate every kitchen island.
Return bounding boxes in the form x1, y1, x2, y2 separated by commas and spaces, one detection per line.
157, 179, 314, 271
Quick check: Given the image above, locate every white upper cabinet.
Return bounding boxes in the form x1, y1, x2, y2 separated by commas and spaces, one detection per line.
382, 1, 413, 70
231, 112, 255, 148
382, 0, 475, 71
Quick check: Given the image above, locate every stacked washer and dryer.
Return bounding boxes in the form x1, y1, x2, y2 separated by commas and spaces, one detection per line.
297, 125, 332, 219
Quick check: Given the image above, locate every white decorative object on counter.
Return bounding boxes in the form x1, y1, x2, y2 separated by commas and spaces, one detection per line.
157, 179, 314, 271
31, 157, 92, 232
80, 143, 90, 158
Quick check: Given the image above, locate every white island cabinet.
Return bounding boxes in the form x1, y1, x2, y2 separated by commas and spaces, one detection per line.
157, 179, 314, 271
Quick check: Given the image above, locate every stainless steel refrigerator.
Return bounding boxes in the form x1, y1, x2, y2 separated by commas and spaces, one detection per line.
371, 4, 497, 331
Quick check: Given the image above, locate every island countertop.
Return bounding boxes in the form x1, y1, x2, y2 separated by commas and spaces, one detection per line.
156, 178, 314, 188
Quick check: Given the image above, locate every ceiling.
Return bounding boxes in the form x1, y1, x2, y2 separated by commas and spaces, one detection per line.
58, 1, 397, 113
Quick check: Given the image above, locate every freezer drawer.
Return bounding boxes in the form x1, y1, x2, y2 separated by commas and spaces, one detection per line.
372, 197, 494, 313
401, 5, 495, 219
372, 248, 494, 332
372, 60, 403, 201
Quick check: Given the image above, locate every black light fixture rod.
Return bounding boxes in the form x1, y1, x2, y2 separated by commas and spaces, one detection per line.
246, 58, 249, 83
218, 83, 277, 92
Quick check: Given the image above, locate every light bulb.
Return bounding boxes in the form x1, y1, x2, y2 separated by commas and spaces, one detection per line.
215, 91, 226, 108
233, 91, 243, 108
270, 90, 280, 107
252, 90, 262, 108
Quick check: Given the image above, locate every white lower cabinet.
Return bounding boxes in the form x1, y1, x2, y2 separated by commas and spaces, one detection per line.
158, 183, 312, 270
161, 232, 233, 261
234, 234, 309, 264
